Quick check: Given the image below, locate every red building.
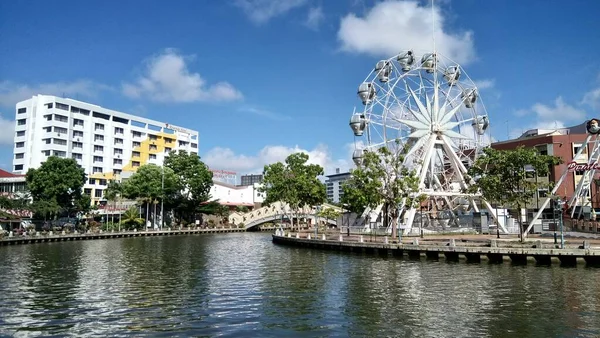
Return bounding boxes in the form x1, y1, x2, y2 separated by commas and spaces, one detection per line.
491, 122, 597, 215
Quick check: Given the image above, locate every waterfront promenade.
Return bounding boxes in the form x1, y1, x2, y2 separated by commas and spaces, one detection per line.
273, 230, 600, 267
0, 226, 277, 246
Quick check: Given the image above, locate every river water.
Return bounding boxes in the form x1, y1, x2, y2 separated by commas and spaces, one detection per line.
0, 233, 599, 337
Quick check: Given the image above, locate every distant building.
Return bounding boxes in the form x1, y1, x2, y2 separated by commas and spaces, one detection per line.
13, 95, 199, 205
240, 174, 263, 186
0, 169, 26, 197
491, 121, 592, 215
209, 180, 264, 210
325, 168, 352, 203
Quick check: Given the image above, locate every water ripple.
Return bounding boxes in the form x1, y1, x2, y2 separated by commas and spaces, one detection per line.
1, 233, 600, 337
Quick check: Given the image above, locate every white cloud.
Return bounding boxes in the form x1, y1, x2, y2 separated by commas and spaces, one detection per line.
510, 97, 584, 138
238, 106, 291, 121
304, 6, 324, 30
337, 0, 475, 64
0, 114, 15, 145
582, 87, 600, 110
202, 144, 352, 176
474, 79, 495, 90
0, 80, 111, 107
122, 49, 243, 103
234, 0, 308, 24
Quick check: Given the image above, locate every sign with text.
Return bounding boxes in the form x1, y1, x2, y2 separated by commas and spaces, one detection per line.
567, 161, 600, 172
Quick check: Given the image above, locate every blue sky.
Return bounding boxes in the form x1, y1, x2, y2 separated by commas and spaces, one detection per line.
1, 0, 600, 176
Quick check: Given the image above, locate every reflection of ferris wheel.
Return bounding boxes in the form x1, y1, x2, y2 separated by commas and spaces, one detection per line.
348, 50, 498, 232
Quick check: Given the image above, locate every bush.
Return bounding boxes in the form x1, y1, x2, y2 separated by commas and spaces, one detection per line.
238, 223, 245, 228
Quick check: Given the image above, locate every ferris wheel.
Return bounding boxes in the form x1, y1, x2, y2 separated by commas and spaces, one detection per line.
348, 50, 500, 232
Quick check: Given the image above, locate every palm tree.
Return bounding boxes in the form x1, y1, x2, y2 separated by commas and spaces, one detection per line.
120, 207, 145, 230
104, 180, 122, 229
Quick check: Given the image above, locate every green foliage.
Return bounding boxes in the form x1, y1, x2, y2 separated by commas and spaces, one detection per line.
260, 152, 327, 218
121, 164, 179, 203
120, 207, 145, 230
25, 156, 87, 216
467, 146, 562, 235
468, 147, 562, 207
318, 207, 341, 224
236, 205, 250, 213
104, 180, 122, 202
341, 145, 423, 238
163, 150, 214, 222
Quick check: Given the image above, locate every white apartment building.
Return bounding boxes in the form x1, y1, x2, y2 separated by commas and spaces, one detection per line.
13, 95, 199, 204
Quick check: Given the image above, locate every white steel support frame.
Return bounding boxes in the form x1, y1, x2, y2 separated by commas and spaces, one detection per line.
525, 134, 596, 236
568, 137, 600, 216
350, 50, 495, 234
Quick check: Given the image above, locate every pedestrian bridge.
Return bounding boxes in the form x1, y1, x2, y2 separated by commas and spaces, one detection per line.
228, 201, 343, 230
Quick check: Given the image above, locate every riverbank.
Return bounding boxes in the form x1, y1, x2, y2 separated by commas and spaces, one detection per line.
272, 231, 600, 267
0, 226, 277, 246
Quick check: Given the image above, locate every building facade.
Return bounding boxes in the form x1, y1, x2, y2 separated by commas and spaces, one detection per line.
491, 122, 594, 214
240, 174, 263, 186
325, 169, 352, 203
209, 181, 264, 209
13, 95, 199, 204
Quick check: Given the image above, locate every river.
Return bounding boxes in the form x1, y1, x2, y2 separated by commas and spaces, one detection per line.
0, 233, 599, 337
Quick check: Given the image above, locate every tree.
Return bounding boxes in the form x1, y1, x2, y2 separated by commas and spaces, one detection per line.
260, 153, 327, 229
104, 180, 122, 226
164, 150, 214, 223
121, 164, 179, 225
236, 205, 250, 213
120, 207, 145, 230
467, 146, 562, 239
26, 156, 87, 217
341, 145, 423, 239
318, 207, 341, 227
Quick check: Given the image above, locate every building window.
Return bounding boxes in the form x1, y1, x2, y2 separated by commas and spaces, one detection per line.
53, 150, 66, 157
45, 103, 53, 109
14, 153, 24, 159
99, 179, 107, 186
149, 134, 158, 141
14, 164, 23, 171
191, 143, 198, 149
115, 127, 124, 134
94, 134, 104, 142
114, 148, 123, 155
56, 103, 69, 111
165, 147, 172, 153
45, 114, 52, 121
17, 119, 26, 126
16, 131, 25, 137
72, 141, 83, 148
42, 150, 50, 156
53, 138, 67, 146
54, 126, 68, 134
94, 123, 104, 131
73, 119, 84, 127
149, 144, 157, 151
132, 151, 140, 157
93, 156, 103, 163
113, 159, 122, 165
43, 139, 51, 144
94, 189, 103, 198
94, 145, 104, 152
17, 108, 26, 114
73, 130, 84, 138
15, 142, 25, 148
178, 141, 188, 147
149, 154, 157, 160
132, 141, 141, 148
89, 178, 96, 184
84, 188, 92, 195
165, 138, 173, 144
132, 131, 142, 138
72, 153, 82, 160
93, 167, 103, 174
132, 161, 140, 167
114, 138, 123, 145
54, 114, 68, 122
113, 169, 122, 175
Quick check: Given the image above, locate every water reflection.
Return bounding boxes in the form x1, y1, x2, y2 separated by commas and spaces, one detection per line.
0, 234, 599, 337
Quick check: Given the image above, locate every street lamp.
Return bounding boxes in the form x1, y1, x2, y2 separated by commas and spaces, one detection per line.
420, 205, 424, 238
556, 197, 565, 249
160, 163, 164, 230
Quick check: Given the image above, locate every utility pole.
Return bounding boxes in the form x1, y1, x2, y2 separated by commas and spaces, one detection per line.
161, 163, 164, 230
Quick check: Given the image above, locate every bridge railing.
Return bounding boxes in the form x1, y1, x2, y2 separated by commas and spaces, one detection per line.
228, 202, 343, 228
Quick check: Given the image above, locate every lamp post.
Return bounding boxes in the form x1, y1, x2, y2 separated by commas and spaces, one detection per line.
556, 198, 565, 249
420, 206, 424, 238
160, 163, 164, 230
